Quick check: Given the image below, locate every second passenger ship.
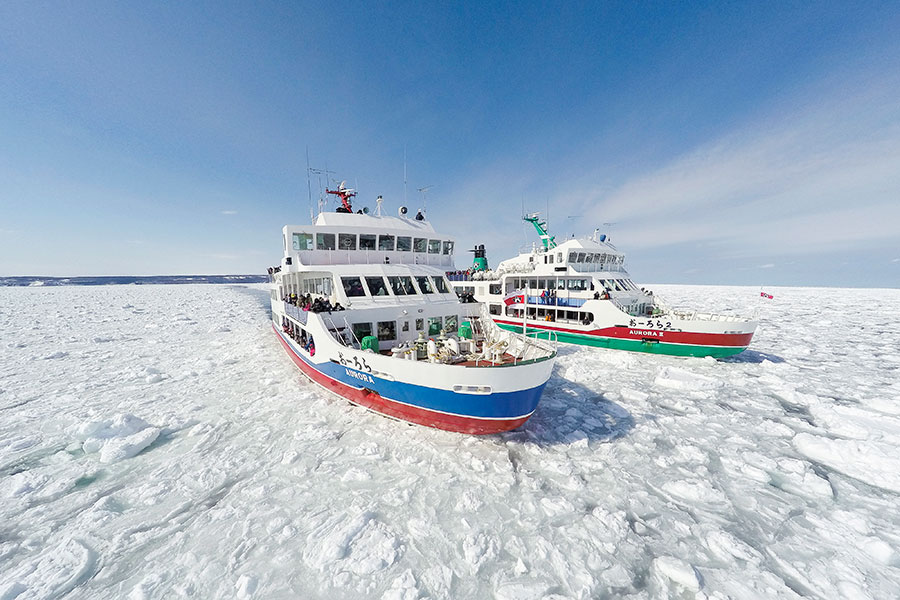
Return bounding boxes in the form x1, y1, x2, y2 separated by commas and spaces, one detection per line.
450, 214, 757, 358
269, 185, 556, 434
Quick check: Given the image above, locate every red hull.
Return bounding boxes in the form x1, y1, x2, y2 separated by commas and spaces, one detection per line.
273, 325, 531, 434
493, 319, 753, 348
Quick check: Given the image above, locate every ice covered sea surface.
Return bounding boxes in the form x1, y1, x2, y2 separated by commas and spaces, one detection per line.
1, 284, 899, 599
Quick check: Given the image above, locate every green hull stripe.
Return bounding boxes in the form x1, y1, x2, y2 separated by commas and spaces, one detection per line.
496, 323, 747, 358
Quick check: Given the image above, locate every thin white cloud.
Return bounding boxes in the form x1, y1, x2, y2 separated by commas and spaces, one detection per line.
221, 210, 238, 215
572, 80, 900, 258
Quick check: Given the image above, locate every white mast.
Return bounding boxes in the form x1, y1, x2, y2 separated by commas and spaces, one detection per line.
306, 147, 313, 225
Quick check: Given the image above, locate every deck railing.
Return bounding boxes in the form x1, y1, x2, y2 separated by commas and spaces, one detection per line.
473, 304, 556, 366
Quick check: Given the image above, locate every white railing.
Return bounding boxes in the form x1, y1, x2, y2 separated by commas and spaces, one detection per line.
569, 263, 626, 273
474, 304, 556, 365
321, 312, 356, 346
671, 311, 749, 323
295, 250, 453, 268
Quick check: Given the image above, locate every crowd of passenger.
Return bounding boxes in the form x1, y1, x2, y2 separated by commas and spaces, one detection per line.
446, 269, 475, 282
281, 317, 316, 355
283, 293, 345, 313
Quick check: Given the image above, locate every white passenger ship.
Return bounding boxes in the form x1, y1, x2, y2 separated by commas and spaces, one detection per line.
449, 214, 757, 358
269, 187, 556, 434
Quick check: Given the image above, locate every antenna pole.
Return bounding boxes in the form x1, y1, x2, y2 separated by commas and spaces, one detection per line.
546, 197, 550, 235
306, 147, 313, 224
404, 146, 408, 205
417, 185, 434, 215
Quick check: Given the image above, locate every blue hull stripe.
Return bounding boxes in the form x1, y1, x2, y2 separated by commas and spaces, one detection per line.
276, 329, 544, 419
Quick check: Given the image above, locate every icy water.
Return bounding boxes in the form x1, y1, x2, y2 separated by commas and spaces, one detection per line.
1, 284, 899, 599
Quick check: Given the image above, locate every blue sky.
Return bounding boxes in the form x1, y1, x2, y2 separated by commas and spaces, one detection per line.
1, 1, 898, 286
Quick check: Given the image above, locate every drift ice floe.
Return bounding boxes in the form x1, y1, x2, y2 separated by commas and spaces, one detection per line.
448, 214, 757, 358
268, 184, 556, 434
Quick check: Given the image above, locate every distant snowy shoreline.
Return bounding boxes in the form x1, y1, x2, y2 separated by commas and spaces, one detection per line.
0, 275, 268, 287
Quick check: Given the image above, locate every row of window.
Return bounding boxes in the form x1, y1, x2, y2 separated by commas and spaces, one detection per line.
342, 275, 451, 298
493, 304, 594, 323
503, 276, 637, 293
505, 277, 591, 292
567, 251, 623, 265
353, 315, 459, 342
293, 232, 454, 255
301, 276, 333, 296
531, 251, 624, 265
599, 278, 638, 292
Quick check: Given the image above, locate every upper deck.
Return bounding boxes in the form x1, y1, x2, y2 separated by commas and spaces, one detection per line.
281, 212, 456, 270
491, 236, 628, 277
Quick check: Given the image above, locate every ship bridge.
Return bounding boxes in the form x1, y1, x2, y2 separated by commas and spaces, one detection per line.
282, 212, 456, 269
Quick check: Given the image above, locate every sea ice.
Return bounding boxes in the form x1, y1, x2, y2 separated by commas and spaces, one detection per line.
0, 283, 898, 597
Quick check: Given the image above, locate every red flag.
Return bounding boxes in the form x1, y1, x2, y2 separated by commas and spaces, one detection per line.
760, 291, 774, 299
504, 290, 525, 306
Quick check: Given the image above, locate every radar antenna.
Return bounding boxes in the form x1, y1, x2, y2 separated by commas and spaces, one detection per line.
523, 212, 557, 249
326, 180, 358, 213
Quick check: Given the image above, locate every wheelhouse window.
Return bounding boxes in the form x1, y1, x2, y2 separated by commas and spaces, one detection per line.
359, 234, 376, 250
378, 234, 395, 251
585, 253, 594, 263
316, 233, 336, 250
400, 276, 416, 294
338, 233, 357, 250
292, 233, 313, 251
352, 322, 372, 341
568, 251, 577, 262
388, 276, 407, 295
377, 321, 396, 341
397, 236, 412, 251
442, 241, 454, 255
303, 277, 333, 295
365, 276, 390, 296
444, 315, 458, 332
342, 277, 366, 297
576, 252, 585, 263
428, 316, 443, 333
432, 276, 450, 293
428, 240, 441, 254
415, 276, 434, 294
413, 238, 427, 252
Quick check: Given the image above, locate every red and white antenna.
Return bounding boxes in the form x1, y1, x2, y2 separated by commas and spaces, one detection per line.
326, 180, 358, 212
